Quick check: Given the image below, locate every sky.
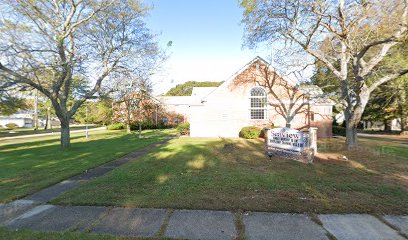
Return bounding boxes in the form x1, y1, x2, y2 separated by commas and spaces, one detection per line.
144, 0, 272, 95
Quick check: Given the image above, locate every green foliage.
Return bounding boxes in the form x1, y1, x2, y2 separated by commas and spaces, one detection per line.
333, 126, 346, 136
260, 126, 276, 138
106, 123, 125, 130
240, 126, 261, 139
177, 123, 190, 135
165, 81, 222, 96
129, 121, 173, 130
74, 98, 113, 125
5, 123, 18, 130
0, 96, 27, 116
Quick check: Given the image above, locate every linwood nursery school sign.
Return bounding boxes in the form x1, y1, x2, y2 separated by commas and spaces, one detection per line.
265, 127, 318, 163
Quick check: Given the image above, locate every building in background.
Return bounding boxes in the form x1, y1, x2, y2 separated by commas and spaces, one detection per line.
158, 57, 334, 138
0, 110, 40, 128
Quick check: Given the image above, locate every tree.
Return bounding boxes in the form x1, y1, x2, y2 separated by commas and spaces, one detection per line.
0, 0, 161, 148
311, 37, 408, 132
111, 73, 156, 134
74, 97, 113, 126
0, 93, 26, 116
165, 81, 223, 96
240, 0, 408, 148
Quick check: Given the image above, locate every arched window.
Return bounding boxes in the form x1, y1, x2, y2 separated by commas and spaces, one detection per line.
250, 87, 267, 119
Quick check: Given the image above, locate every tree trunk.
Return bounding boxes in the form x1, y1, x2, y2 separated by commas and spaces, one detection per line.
344, 85, 370, 149
384, 119, 392, 132
345, 121, 358, 148
401, 117, 408, 132
285, 123, 291, 128
126, 124, 131, 133
44, 116, 48, 130
60, 119, 70, 149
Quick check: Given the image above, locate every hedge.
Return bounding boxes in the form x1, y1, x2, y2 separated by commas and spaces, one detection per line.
130, 121, 174, 130
240, 126, 262, 139
5, 123, 18, 130
333, 126, 346, 136
106, 123, 125, 130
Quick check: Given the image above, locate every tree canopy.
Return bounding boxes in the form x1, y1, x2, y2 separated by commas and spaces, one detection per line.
240, 0, 408, 147
165, 81, 223, 96
0, 0, 162, 148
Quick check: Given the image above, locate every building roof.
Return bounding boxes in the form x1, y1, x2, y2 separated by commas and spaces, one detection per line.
158, 56, 334, 106
157, 96, 198, 106
191, 87, 217, 98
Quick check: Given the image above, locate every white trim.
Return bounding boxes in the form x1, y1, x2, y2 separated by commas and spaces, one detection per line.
249, 86, 268, 120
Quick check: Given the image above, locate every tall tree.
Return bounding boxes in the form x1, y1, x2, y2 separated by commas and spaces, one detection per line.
240, 0, 408, 148
0, 0, 161, 148
112, 75, 155, 133
0, 92, 26, 116
74, 97, 113, 126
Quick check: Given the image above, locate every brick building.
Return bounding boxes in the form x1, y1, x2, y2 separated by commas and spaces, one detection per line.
157, 57, 334, 138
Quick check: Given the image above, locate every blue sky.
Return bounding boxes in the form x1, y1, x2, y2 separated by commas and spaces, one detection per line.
144, 0, 271, 94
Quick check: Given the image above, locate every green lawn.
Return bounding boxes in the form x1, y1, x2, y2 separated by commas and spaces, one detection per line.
53, 136, 408, 214
0, 129, 175, 203
0, 125, 100, 138
0, 227, 168, 240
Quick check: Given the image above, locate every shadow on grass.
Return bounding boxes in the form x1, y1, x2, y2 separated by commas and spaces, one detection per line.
53, 137, 408, 214
0, 130, 175, 202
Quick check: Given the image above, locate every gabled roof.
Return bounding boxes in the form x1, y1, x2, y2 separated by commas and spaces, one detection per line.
156, 96, 195, 105
201, 56, 334, 105
201, 56, 299, 101
191, 87, 217, 98
158, 56, 334, 106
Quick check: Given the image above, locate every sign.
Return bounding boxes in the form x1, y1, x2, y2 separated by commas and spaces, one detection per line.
265, 127, 317, 163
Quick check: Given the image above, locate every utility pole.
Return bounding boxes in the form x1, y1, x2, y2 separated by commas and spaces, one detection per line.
85, 102, 89, 139
34, 89, 38, 130
155, 104, 158, 127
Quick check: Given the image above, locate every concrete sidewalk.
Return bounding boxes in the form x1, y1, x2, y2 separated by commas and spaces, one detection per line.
1, 202, 407, 240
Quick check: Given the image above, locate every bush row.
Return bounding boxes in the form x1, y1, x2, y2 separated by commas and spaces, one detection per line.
332, 126, 346, 136
106, 123, 125, 130
240, 126, 277, 139
1, 123, 19, 130
106, 121, 182, 131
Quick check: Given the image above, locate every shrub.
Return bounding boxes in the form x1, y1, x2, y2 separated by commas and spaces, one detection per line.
106, 123, 125, 130
260, 125, 277, 138
5, 123, 18, 130
240, 126, 262, 139
177, 123, 190, 135
130, 121, 173, 131
333, 126, 346, 136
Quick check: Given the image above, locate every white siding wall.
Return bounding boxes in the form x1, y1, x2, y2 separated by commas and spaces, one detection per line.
0, 118, 30, 128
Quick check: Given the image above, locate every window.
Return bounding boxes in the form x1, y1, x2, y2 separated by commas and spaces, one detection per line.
250, 87, 267, 120
174, 117, 180, 125
162, 117, 168, 125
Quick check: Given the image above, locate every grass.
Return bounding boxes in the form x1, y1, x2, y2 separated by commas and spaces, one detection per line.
53, 136, 408, 214
0, 227, 170, 240
0, 129, 175, 203
0, 125, 100, 138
